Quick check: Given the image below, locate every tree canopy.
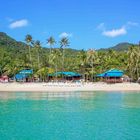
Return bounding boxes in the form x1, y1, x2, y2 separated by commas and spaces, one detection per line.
0, 32, 140, 81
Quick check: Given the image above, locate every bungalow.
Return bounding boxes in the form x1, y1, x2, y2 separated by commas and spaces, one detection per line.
48, 71, 82, 81
14, 69, 33, 82
97, 69, 124, 83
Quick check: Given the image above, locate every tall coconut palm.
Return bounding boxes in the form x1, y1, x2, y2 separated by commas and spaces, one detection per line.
34, 40, 41, 70
127, 46, 135, 80
137, 46, 140, 76
25, 34, 32, 66
78, 49, 87, 81
104, 49, 116, 69
59, 37, 69, 72
134, 46, 140, 80
87, 49, 97, 82
36, 67, 48, 82
127, 45, 140, 81
47, 36, 56, 67
50, 49, 61, 80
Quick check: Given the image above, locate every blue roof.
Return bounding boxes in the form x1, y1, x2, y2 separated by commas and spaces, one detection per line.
106, 69, 123, 73
97, 73, 105, 77
97, 69, 124, 77
19, 69, 33, 74
49, 71, 81, 77
14, 69, 33, 80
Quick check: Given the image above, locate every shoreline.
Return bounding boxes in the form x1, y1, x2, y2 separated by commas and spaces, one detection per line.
0, 82, 140, 92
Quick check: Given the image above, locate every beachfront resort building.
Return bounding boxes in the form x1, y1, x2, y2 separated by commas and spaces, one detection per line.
97, 69, 124, 83
48, 71, 82, 81
13, 70, 82, 82
14, 69, 33, 82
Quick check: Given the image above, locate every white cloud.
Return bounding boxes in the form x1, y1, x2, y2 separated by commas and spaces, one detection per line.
102, 27, 127, 37
59, 32, 72, 38
97, 21, 139, 38
9, 19, 28, 29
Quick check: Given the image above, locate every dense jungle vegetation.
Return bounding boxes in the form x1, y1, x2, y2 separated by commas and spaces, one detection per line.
0, 32, 140, 81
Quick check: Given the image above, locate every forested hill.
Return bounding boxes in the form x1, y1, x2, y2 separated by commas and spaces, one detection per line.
109, 42, 133, 51
99, 42, 135, 51
0, 32, 26, 48
0, 32, 140, 81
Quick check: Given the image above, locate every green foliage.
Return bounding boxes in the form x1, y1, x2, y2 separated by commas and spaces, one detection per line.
0, 32, 140, 81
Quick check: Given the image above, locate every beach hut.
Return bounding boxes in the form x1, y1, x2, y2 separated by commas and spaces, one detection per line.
14, 69, 33, 82
48, 71, 82, 81
97, 69, 124, 83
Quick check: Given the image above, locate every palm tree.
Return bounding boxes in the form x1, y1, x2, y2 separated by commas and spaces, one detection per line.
25, 34, 32, 66
87, 49, 97, 82
50, 49, 61, 80
127, 45, 140, 81
78, 49, 87, 81
4, 60, 20, 80
59, 37, 69, 72
134, 46, 140, 80
20, 53, 30, 69
36, 67, 48, 82
34, 40, 41, 70
47, 36, 56, 67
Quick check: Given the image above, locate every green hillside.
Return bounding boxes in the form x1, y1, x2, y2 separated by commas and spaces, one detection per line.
110, 43, 133, 51
99, 42, 134, 51
0, 32, 140, 81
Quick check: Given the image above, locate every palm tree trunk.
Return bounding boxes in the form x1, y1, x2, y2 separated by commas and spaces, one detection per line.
63, 48, 65, 71
55, 64, 58, 81
91, 59, 93, 82
38, 54, 40, 69
49, 47, 52, 67
62, 48, 65, 80
28, 45, 32, 65
83, 67, 86, 82
36, 49, 40, 70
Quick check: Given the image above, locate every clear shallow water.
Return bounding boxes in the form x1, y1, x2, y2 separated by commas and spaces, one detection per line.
0, 92, 140, 140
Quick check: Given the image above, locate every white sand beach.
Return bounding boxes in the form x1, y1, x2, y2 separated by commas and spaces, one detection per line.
0, 82, 140, 92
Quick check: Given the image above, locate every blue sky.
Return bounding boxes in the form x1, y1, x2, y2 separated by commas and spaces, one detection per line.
0, 0, 140, 50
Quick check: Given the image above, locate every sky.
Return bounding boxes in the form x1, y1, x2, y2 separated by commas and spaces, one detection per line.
0, 0, 140, 50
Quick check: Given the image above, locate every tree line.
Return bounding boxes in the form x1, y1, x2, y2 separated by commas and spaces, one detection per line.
0, 34, 140, 81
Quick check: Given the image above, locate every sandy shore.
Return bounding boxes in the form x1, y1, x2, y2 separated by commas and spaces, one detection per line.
0, 82, 140, 92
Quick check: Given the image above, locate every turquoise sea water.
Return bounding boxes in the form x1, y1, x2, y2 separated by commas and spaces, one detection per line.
0, 91, 140, 140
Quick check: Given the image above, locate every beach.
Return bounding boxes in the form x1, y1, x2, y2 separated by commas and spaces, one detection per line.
0, 82, 140, 92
